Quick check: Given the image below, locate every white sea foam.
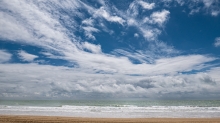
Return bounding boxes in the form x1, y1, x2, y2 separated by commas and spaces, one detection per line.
0, 105, 220, 118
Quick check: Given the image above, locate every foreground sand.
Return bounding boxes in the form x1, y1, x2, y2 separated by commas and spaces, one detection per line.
0, 115, 220, 123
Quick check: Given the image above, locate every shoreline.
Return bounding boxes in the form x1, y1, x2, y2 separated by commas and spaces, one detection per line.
1, 115, 220, 123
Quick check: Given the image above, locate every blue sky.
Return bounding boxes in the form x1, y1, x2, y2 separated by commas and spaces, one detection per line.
0, 0, 220, 100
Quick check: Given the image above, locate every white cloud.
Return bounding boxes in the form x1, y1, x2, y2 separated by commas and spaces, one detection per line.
0, 63, 219, 99
127, 0, 155, 18
202, 0, 220, 16
138, 1, 155, 10
184, 0, 220, 16
18, 51, 38, 62
81, 42, 102, 54
134, 33, 139, 38
203, 0, 214, 8
63, 49, 214, 76
175, 0, 185, 6
82, 27, 99, 33
149, 10, 170, 26
127, 1, 139, 17
0, 11, 34, 42
82, 18, 94, 26
0, 0, 215, 75
211, 11, 220, 16
112, 49, 159, 64
0, 0, 79, 54
152, 55, 214, 75
189, 7, 201, 15
127, 18, 137, 26
94, 7, 125, 25
82, 26, 99, 40
140, 28, 161, 41
0, 50, 11, 63
160, 0, 220, 16
214, 37, 220, 47
118, 1, 168, 41
207, 67, 220, 80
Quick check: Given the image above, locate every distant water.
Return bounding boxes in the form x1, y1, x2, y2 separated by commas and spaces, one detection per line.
0, 100, 220, 118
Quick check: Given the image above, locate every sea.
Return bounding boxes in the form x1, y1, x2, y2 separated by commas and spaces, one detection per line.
0, 100, 220, 118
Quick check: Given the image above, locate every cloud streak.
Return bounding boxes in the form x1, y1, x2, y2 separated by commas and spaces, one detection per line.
214, 37, 220, 47
94, 7, 125, 25
0, 63, 219, 99
0, 50, 11, 63
174, 0, 220, 16
148, 10, 170, 27
18, 51, 38, 62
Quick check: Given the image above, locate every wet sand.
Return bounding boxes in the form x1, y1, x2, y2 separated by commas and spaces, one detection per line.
0, 115, 220, 123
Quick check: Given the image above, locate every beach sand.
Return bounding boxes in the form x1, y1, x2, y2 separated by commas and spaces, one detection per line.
0, 115, 220, 123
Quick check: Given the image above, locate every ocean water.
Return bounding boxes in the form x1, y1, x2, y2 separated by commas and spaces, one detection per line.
0, 100, 220, 118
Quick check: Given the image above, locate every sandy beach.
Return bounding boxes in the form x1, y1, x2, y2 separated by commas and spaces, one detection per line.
0, 115, 220, 123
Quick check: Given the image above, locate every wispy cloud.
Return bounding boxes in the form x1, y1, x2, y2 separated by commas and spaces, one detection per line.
82, 18, 94, 26
159, 0, 220, 16
0, 0, 79, 54
94, 7, 125, 25
176, 0, 220, 16
0, 63, 219, 99
189, 7, 201, 15
134, 33, 139, 38
138, 0, 155, 10
81, 42, 102, 54
0, 50, 11, 63
203, 0, 215, 8
149, 10, 170, 27
214, 37, 220, 47
18, 50, 38, 62
116, 1, 170, 41
82, 26, 99, 40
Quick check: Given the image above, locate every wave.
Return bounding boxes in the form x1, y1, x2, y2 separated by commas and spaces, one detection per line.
1, 100, 220, 118
1, 105, 220, 118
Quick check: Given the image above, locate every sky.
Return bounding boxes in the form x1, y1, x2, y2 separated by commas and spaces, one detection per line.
0, 0, 220, 100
